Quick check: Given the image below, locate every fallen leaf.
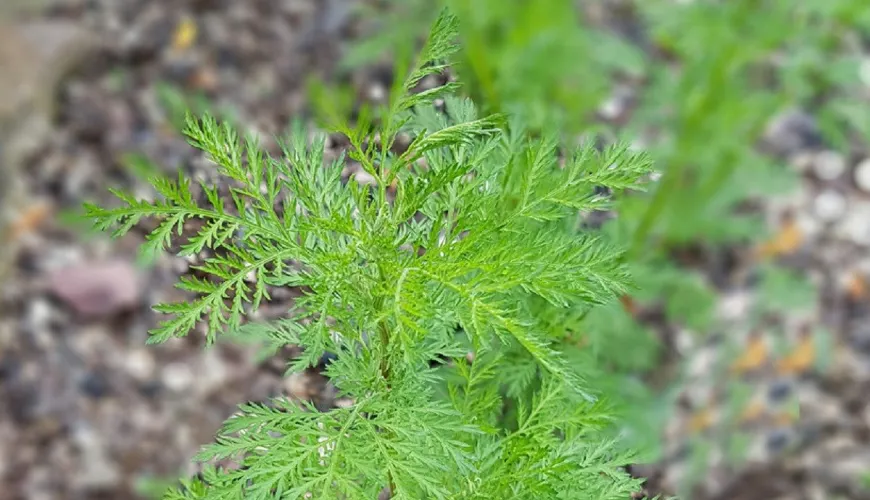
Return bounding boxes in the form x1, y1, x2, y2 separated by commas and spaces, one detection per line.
620, 295, 638, 316
189, 65, 218, 92
172, 17, 197, 51
738, 400, 766, 424
731, 334, 769, 374
777, 333, 814, 375
846, 272, 867, 301
48, 260, 140, 317
755, 216, 803, 258
773, 411, 796, 426
689, 407, 715, 433
9, 202, 51, 239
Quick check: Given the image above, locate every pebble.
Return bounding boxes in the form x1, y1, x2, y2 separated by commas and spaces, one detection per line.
835, 202, 870, 246
789, 150, 816, 173
284, 371, 310, 399
125, 349, 156, 382
813, 189, 847, 222
79, 371, 111, 399
334, 397, 354, 408
71, 424, 122, 490
686, 348, 718, 379
765, 427, 792, 454
48, 260, 141, 317
847, 321, 870, 355
138, 379, 162, 398
64, 84, 109, 143
716, 290, 753, 323
25, 298, 54, 337
853, 157, 870, 193
353, 170, 376, 186
767, 379, 793, 402
860, 57, 870, 87
120, 6, 172, 62
763, 108, 822, 155
198, 350, 230, 395
812, 150, 846, 181
367, 83, 386, 102
161, 362, 194, 393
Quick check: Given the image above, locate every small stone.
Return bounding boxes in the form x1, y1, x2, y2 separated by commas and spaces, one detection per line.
284, 371, 310, 399
26, 298, 54, 334
599, 96, 624, 121
125, 349, 155, 382
854, 157, 870, 193
765, 428, 792, 453
763, 108, 822, 156
686, 348, 718, 379
598, 86, 633, 123
138, 379, 162, 398
353, 170, 376, 186
813, 189, 847, 222
861, 58, 870, 87
64, 84, 109, 143
767, 379, 793, 402
0, 352, 19, 380
79, 371, 111, 399
71, 424, 121, 490
847, 321, 870, 355
788, 151, 816, 173
367, 83, 386, 102
317, 351, 338, 369
716, 290, 752, 322
199, 350, 230, 395
835, 202, 870, 246
334, 398, 354, 408
813, 150, 846, 181
121, 7, 172, 62
161, 362, 193, 393
48, 260, 140, 317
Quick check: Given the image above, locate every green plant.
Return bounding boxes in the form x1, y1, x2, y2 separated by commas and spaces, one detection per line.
339, 0, 670, 459
345, 2, 867, 496
87, 12, 657, 499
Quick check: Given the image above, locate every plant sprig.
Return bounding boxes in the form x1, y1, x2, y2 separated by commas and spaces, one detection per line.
88, 9, 654, 499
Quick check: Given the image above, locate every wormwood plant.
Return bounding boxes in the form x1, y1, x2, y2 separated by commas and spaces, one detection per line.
87, 12, 655, 499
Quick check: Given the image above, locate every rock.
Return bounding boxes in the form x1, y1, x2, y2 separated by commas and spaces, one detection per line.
79, 371, 111, 399
813, 189, 847, 222
763, 108, 822, 156
767, 379, 794, 403
789, 150, 816, 173
125, 349, 156, 382
835, 202, 870, 246
71, 424, 121, 491
812, 151, 846, 181
853, 157, 870, 193
161, 362, 194, 393
284, 371, 311, 399
120, 6, 172, 62
0, 20, 97, 280
198, 350, 231, 396
861, 58, 870, 88
64, 83, 110, 143
716, 290, 753, 323
48, 260, 141, 317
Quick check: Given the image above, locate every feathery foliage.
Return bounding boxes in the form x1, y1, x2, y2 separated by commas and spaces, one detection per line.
87, 10, 655, 499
